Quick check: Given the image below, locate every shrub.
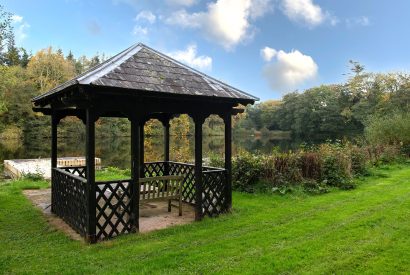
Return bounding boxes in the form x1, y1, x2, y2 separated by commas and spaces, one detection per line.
298, 152, 321, 180
318, 143, 352, 188
22, 172, 44, 181
211, 139, 405, 195
365, 112, 410, 157
349, 146, 368, 175
231, 151, 263, 192
302, 179, 329, 194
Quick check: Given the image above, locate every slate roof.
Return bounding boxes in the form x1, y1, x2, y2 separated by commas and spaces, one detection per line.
32, 43, 258, 104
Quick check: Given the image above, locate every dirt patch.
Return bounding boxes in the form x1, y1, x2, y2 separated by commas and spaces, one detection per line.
23, 189, 83, 241
23, 188, 195, 241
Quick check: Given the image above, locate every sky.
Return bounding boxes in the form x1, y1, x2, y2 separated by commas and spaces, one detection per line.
2, 0, 410, 101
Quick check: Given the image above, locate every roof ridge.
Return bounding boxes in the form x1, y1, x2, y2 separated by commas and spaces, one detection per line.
139, 43, 259, 101
77, 43, 143, 84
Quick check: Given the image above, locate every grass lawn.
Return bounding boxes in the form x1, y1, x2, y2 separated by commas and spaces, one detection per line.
1, 163, 410, 274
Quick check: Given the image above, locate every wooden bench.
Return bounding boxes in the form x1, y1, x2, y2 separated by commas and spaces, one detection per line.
139, 175, 184, 216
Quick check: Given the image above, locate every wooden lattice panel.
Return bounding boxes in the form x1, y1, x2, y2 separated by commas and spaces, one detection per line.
52, 168, 88, 236
202, 170, 227, 217
143, 162, 165, 177
61, 166, 86, 178
168, 162, 196, 204
95, 180, 133, 240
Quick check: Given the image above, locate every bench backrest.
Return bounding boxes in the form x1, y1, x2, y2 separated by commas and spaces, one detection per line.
139, 175, 184, 200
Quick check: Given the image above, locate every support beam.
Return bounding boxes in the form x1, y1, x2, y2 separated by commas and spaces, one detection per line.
223, 113, 232, 211
139, 122, 145, 178
162, 118, 171, 176
193, 115, 206, 221
130, 115, 141, 233
86, 108, 97, 243
50, 114, 59, 214
163, 120, 170, 163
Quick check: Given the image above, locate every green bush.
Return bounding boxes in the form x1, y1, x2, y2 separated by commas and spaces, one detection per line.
211, 140, 404, 195
365, 112, 410, 157
318, 143, 353, 188
349, 146, 368, 176
231, 151, 263, 192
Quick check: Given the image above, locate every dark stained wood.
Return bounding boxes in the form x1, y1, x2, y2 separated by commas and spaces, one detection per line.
86, 108, 97, 243
193, 115, 206, 221
51, 115, 58, 169
130, 115, 140, 232
50, 114, 58, 214
139, 122, 145, 178
163, 119, 170, 177
224, 113, 232, 211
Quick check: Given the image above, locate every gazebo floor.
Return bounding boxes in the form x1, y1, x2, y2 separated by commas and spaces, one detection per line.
23, 188, 195, 241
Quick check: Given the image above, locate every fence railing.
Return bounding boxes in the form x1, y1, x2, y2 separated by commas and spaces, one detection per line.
52, 168, 88, 236
52, 162, 228, 241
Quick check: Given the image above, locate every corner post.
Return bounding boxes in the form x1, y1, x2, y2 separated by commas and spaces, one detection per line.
86, 108, 97, 243
193, 114, 206, 221
223, 112, 232, 211
51, 113, 59, 213
139, 120, 145, 178
130, 114, 141, 233
161, 117, 171, 176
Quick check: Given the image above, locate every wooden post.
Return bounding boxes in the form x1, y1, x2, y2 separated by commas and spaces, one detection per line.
130, 115, 140, 232
224, 113, 232, 211
163, 118, 170, 176
194, 115, 205, 221
139, 121, 145, 178
86, 108, 97, 243
51, 114, 59, 214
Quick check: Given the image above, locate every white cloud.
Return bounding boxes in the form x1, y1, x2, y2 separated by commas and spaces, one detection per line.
132, 25, 148, 36
168, 44, 212, 70
260, 46, 277, 62
165, 0, 273, 50
262, 48, 318, 93
281, 0, 325, 27
11, 15, 23, 23
346, 16, 370, 27
164, 9, 202, 28
166, 0, 198, 6
10, 15, 30, 44
250, 0, 274, 19
135, 10, 156, 24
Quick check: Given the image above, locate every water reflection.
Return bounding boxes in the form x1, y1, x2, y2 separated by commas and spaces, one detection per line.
0, 135, 298, 170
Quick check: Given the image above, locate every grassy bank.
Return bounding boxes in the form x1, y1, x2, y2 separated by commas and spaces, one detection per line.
1, 163, 410, 274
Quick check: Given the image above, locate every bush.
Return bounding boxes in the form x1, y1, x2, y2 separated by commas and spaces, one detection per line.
365, 112, 410, 156
349, 146, 368, 176
318, 143, 352, 188
213, 140, 404, 195
231, 151, 263, 192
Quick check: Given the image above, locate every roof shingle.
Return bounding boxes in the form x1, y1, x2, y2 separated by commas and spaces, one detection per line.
32, 43, 258, 103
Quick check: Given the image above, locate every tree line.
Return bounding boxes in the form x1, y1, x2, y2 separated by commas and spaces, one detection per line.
1, 4, 409, 147
239, 61, 410, 144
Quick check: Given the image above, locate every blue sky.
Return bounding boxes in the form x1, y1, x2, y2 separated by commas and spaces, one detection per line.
2, 0, 410, 100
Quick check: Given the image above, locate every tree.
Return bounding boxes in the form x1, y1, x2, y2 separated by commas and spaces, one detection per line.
90, 54, 101, 67
4, 36, 20, 66
27, 47, 76, 92
19, 48, 30, 67
66, 50, 75, 63
0, 5, 13, 64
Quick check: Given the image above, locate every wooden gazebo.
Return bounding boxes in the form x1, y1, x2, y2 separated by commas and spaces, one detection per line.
32, 43, 257, 243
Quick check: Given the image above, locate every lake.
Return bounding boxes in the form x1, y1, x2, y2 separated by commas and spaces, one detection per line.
0, 134, 298, 172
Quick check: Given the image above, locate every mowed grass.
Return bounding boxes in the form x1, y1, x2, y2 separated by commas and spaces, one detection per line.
1, 164, 410, 274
